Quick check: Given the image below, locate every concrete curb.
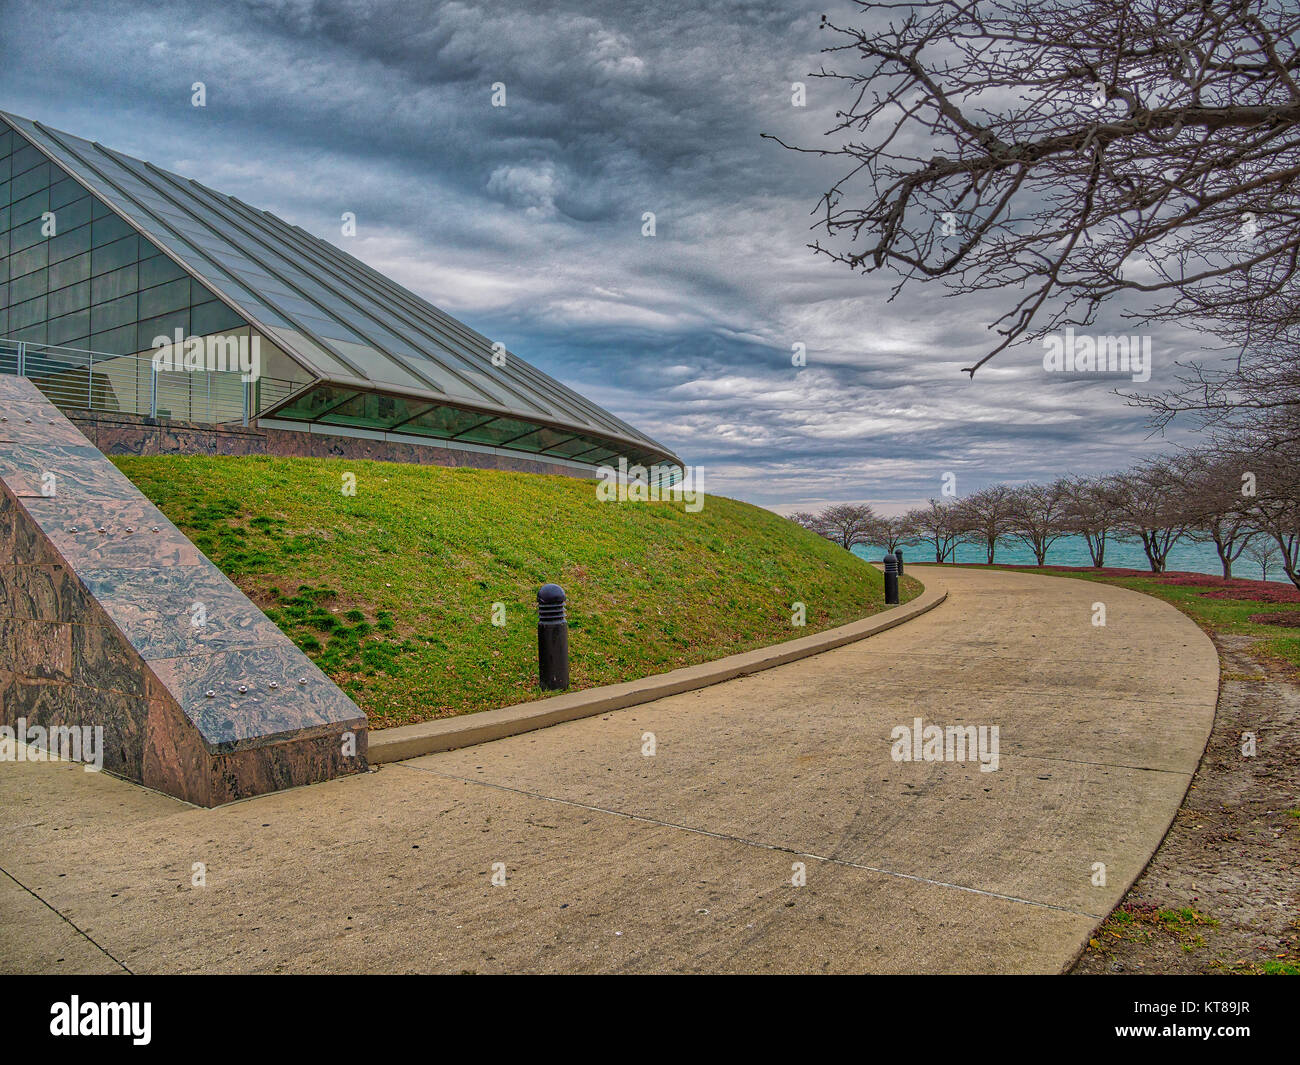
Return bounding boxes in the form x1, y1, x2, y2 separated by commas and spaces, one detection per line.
369, 571, 948, 763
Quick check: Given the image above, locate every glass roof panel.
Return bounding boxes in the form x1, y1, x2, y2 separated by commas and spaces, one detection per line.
396, 404, 499, 439
315, 391, 434, 431
273, 383, 361, 421
503, 426, 583, 454
544, 434, 609, 458
451, 417, 545, 447
574, 446, 620, 466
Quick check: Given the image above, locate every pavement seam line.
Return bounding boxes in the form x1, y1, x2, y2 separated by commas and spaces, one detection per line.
0, 864, 134, 974
394, 762, 1105, 920
1008, 752, 1195, 775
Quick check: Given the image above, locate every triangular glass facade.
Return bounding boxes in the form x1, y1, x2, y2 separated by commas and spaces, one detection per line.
0, 112, 677, 468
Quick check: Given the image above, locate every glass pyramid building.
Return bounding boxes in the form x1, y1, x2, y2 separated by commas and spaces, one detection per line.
0, 111, 679, 472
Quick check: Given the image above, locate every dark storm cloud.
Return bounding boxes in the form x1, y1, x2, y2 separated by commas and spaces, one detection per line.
0, 0, 1202, 509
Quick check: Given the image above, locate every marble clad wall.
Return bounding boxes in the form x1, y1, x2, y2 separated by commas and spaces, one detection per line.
0, 376, 369, 806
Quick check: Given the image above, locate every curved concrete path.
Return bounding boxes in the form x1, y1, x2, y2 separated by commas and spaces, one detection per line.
0, 567, 1218, 974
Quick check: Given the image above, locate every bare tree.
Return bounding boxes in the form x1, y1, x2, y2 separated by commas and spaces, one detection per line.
904, 499, 961, 562
870, 513, 913, 553
1242, 537, 1281, 582
1058, 475, 1119, 567
1131, 325, 1300, 440
955, 485, 1017, 564
1241, 446, 1300, 588
1104, 462, 1191, 573
1174, 450, 1258, 578
1007, 482, 1070, 566
799, 503, 878, 550
771, 1, 1300, 374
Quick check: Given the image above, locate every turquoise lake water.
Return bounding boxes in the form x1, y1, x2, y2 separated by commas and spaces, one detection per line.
850, 533, 1290, 583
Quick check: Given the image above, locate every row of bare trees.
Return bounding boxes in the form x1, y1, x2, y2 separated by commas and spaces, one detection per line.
792, 446, 1300, 588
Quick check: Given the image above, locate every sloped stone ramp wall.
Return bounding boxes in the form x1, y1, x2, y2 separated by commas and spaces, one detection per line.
0, 375, 367, 806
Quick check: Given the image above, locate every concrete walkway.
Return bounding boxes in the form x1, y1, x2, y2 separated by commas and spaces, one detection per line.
0, 567, 1218, 974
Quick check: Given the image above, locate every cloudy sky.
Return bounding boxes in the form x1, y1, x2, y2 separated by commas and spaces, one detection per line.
0, 0, 1207, 512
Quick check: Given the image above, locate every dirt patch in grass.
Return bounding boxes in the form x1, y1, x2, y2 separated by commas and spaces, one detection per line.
1249, 611, 1300, 628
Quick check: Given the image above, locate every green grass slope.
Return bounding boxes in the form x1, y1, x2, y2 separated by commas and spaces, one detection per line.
113, 455, 916, 728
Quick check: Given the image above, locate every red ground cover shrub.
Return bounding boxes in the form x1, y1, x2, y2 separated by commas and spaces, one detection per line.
978, 563, 1300, 604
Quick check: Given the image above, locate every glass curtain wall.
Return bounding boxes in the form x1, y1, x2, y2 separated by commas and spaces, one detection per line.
0, 118, 310, 422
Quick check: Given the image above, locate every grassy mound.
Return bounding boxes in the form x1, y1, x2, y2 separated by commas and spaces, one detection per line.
113, 455, 916, 728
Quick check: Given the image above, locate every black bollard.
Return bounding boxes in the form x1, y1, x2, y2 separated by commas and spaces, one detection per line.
537, 583, 570, 690
894, 548, 904, 576
883, 555, 900, 606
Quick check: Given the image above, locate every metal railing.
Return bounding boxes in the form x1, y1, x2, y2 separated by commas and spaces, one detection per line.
0, 337, 299, 425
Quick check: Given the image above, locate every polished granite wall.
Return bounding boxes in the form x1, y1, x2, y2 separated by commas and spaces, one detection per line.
0, 376, 368, 806
67, 409, 592, 478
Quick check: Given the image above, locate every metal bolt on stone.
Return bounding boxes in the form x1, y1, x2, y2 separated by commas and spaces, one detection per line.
883, 555, 900, 606
537, 583, 570, 691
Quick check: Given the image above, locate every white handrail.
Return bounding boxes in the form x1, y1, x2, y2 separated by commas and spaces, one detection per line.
0, 336, 297, 425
